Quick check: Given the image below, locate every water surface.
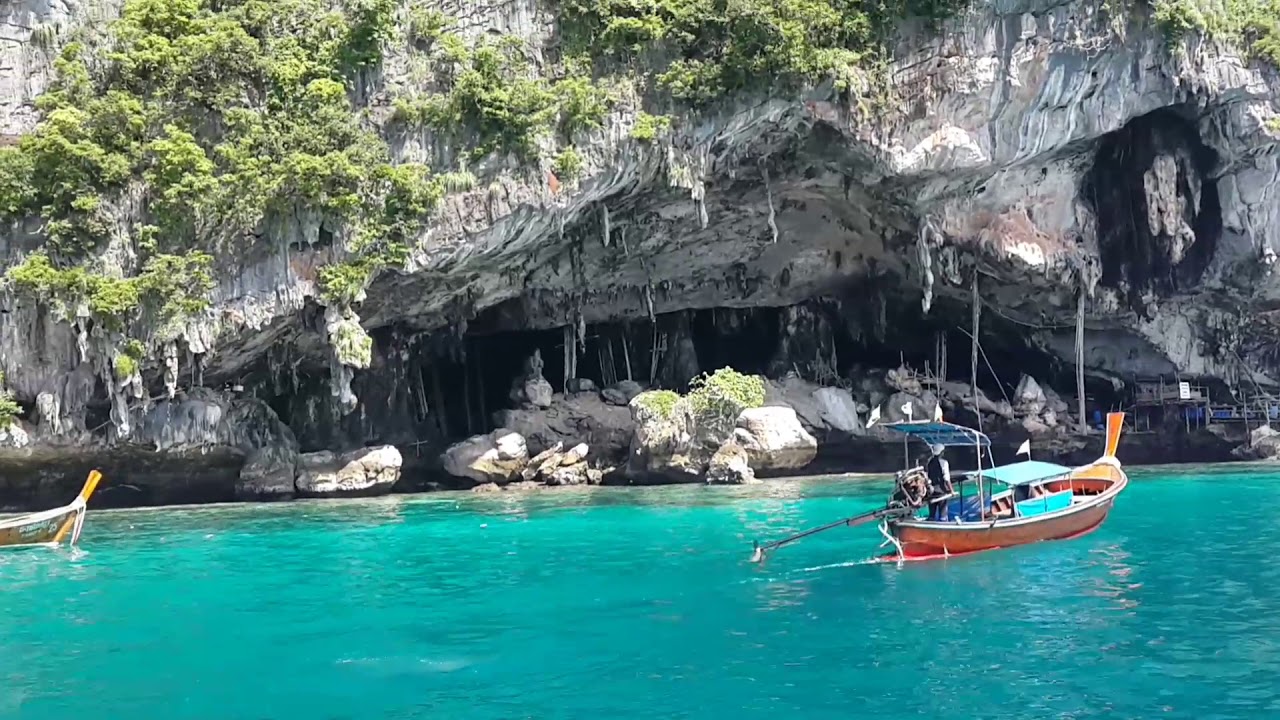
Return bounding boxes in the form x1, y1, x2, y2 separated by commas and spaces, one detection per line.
1, 465, 1275, 719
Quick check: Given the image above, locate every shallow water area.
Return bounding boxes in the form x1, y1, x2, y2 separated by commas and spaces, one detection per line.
0, 465, 1276, 719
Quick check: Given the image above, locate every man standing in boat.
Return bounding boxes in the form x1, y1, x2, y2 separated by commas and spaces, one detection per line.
925, 444, 953, 521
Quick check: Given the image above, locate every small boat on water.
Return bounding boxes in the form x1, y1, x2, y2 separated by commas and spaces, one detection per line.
751, 413, 1129, 563
0, 470, 101, 549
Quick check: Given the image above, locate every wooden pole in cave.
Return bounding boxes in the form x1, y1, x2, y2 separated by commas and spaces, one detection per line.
563, 325, 574, 388
1076, 282, 1087, 434
475, 350, 486, 430
971, 273, 980, 424
621, 325, 633, 382
939, 330, 948, 383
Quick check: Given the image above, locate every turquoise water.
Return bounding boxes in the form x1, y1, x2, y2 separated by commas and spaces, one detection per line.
2, 466, 1277, 719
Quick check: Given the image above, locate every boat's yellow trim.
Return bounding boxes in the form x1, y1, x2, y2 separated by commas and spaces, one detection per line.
50, 513, 78, 544
78, 469, 102, 504
1103, 412, 1124, 458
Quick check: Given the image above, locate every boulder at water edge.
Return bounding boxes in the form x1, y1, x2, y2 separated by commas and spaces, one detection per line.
705, 440, 757, 484
442, 430, 529, 484
624, 391, 701, 482
295, 445, 402, 498
732, 406, 818, 471
1238, 425, 1280, 460
235, 446, 299, 501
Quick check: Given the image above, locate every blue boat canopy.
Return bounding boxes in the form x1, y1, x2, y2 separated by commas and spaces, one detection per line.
882, 421, 990, 448
975, 460, 1072, 487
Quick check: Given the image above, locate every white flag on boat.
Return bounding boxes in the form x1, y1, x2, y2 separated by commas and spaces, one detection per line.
900, 401, 913, 418
867, 405, 881, 428
1016, 439, 1031, 457
933, 404, 943, 422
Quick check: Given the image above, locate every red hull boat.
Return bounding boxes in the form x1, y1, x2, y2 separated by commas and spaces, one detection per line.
750, 413, 1129, 564
883, 413, 1128, 560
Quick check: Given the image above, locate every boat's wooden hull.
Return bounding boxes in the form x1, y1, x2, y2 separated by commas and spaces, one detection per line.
0, 470, 101, 549
887, 460, 1128, 559
0, 506, 85, 548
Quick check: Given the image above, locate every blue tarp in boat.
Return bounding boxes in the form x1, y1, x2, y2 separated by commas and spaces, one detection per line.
883, 421, 991, 448
977, 460, 1072, 487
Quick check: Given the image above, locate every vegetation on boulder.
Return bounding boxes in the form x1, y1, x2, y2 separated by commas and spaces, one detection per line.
686, 367, 766, 439
633, 389, 681, 420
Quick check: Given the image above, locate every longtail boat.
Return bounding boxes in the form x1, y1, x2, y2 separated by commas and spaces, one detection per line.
0, 470, 101, 549
751, 413, 1128, 563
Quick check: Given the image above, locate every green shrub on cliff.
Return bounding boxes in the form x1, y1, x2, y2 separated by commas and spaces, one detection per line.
1151, 0, 1280, 66
0, 0, 449, 319
5, 250, 214, 332
0, 373, 19, 429
559, 0, 968, 104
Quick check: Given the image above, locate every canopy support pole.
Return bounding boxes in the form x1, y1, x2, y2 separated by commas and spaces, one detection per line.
972, 272, 983, 509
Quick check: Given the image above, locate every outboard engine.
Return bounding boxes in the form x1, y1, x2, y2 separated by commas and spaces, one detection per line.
888, 467, 929, 511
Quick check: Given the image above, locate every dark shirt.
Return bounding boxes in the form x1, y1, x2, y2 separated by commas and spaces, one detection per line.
926, 455, 951, 493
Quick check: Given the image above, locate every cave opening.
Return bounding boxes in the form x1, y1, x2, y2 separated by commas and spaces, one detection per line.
1086, 106, 1222, 314
258, 283, 1118, 461
689, 308, 780, 377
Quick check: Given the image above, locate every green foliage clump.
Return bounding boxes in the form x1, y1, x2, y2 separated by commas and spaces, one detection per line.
634, 389, 681, 420
113, 348, 141, 380
418, 35, 561, 160
1151, 0, 1280, 65
393, 33, 613, 161
405, 6, 452, 46
5, 250, 214, 332
0, 0, 453, 317
559, 0, 969, 105
0, 372, 19, 429
630, 112, 671, 142
686, 367, 765, 437
553, 146, 585, 181
331, 318, 373, 367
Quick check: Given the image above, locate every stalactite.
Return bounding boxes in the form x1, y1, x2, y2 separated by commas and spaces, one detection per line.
918, 218, 937, 314
163, 342, 179, 399
762, 162, 778, 244
600, 204, 611, 247
74, 320, 88, 364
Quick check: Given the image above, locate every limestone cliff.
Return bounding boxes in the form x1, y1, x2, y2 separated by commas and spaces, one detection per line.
0, 0, 1276, 507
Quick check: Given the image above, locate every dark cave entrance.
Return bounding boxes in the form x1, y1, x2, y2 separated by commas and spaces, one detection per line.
259, 282, 1124, 460
1085, 106, 1222, 314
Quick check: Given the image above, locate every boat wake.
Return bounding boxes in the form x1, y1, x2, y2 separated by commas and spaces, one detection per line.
794, 558, 884, 573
